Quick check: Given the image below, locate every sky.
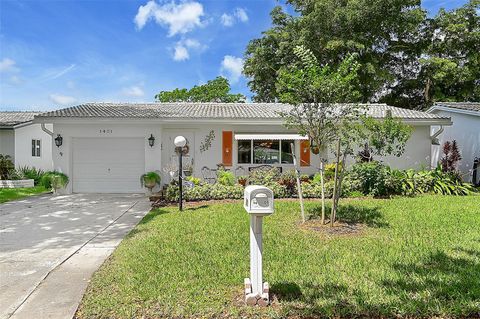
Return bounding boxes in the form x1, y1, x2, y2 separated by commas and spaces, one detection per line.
0, 0, 470, 111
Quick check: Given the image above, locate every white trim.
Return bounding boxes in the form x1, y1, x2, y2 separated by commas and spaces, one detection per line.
427, 105, 480, 117
235, 133, 308, 140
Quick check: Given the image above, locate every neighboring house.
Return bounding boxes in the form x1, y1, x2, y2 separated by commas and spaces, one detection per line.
427, 102, 480, 183
34, 102, 451, 194
0, 112, 53, 171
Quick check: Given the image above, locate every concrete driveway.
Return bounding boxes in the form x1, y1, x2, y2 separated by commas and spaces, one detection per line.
0, 193, 150, 319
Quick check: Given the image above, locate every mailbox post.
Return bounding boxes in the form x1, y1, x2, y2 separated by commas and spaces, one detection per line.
243, 185, 274, 306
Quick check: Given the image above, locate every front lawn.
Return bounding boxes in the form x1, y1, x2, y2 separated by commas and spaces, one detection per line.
0, 186, 48, 203
77, 196, 480, 318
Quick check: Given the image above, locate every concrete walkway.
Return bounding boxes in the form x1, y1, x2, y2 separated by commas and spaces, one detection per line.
0, 193, 151, 319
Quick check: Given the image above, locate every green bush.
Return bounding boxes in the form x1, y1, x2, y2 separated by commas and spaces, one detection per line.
40, 171, 69, 192
165, 183, 244, 202
349, 161, 402, 197
248, 167, 280, 185
403, 166, 475, 196
17, 166, 45, 185
217, 169, 235, 186
0, 154, 16, 180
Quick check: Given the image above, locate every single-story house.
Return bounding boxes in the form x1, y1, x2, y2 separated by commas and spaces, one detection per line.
0, 112, 53, 171
427, 102, 480, 183
33, 102, 451, 194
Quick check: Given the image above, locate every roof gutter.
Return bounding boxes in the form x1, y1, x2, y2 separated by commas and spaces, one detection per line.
430, 125, 444, 145
41, 123, 54, 136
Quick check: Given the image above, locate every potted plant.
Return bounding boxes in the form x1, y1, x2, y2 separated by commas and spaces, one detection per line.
141, 171, 161, 193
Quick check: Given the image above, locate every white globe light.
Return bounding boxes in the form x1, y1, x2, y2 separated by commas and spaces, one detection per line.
174, 135, 187, 148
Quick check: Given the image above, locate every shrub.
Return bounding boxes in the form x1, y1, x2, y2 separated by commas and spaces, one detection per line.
164, 183, 244, 202
349, 161, 402, 197
324, 162, 342, 180
18, 166, 45, 185
279, 170, 297, 195
217, 169, 235, 186
248, 167, 280, 185
440, 140, 462, 173
40, 171, 69, 193
186, 176, 201, 186
0, 154, 16, 180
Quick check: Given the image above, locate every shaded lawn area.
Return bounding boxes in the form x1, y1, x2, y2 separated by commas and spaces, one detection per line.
0, 186, 47, 203
77, 196, 480, 318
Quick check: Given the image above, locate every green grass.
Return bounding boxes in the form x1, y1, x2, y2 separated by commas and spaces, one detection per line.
77, 196, 480, 318
0, 185, 48, 203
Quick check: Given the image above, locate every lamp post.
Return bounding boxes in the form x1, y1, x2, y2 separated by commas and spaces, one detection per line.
174, 136, 187, 211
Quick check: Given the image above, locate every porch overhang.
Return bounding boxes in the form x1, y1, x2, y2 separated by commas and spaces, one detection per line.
234, 133, 308, 140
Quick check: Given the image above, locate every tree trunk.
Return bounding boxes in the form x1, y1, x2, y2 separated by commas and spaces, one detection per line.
319, 160, 326, 224
330, 140, 341, 226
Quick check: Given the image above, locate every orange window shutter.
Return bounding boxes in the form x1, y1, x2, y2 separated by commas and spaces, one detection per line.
222, 131, 233, 166
300, 140, 310, 167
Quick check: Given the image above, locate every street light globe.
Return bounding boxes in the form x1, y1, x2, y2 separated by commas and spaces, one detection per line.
174, 135, 187, 148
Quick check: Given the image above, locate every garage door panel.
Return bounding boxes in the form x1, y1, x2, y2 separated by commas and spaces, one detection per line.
73, 138, 145, 193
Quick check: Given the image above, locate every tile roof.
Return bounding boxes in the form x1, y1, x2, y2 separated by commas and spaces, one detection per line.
433, 102, 480, 112
36, 102, 448, 121
0, 112, 40, 127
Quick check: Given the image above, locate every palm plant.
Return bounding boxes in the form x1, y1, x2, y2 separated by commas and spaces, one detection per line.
140, 171, 161, 193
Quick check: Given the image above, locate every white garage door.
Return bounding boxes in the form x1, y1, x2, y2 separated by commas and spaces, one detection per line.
72, 138, 145, 193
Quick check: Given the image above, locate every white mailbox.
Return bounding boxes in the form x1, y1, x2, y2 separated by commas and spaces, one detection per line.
244, 185, 274, 215
243, 185, 274, 306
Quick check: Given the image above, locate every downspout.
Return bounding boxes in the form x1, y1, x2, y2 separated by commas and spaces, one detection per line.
430, 125, 444, 145
41, 123, 54, 136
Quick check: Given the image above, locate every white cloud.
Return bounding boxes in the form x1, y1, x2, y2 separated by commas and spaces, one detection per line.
172, 38, 204, 61
134, 0, 205, 36
122, 85, 145, 97
0, 58, 18, 72
221, 55, 244, 83
234, 8, 248, 22
221, 8, 248, 27
49, 94, 77, 105
9, 75, 22, 84
221, 13, 234, 27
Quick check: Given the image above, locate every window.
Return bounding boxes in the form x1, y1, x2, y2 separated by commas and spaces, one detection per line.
281, 140, 294, 164
32, 139, 41, 157
237, 139, 294, 164
237, 140, 251, 164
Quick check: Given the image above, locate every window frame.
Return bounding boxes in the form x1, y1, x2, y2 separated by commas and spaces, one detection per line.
31, 139, 41, 157
236, 139, 295, 165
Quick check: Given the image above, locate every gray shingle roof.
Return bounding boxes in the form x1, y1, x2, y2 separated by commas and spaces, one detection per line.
35, 102, 448, 122
434, 102, 480, 112
0, 112, 40, 127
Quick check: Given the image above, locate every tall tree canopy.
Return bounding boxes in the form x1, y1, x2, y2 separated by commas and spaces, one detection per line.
155, 77, 246, 103
244, 0, 479, 109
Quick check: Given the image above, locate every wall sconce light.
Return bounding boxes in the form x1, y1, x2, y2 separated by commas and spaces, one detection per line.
54, 134, 63, 148
225, 147, 230, 153
148, 134, 155, 147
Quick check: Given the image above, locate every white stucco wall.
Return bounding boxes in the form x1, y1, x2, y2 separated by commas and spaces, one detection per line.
14, 124, 53, 171
430, 110, 480, 182
0, 129, 15, 159
48, 120, 434, 193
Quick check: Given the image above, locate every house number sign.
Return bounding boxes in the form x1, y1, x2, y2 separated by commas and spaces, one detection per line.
99, 129, 113, 134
